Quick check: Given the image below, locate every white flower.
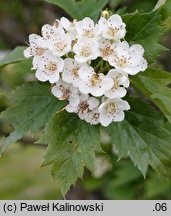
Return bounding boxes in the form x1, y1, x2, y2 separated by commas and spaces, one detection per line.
41, 22, 64, 40
33, 50, 64, 83
48, 31, 72, 57
75, 17, 101, 39
60, 17, 75, 31
109, 41, 147, 75
99, 98, 130, 127
99, 38, 114, 61
78, 65, 114, 97
51, 79, 79, 105
66, 94, 99, 120
36, 22, 65, 49
73, 38, 99, 63
98, 14, 126, 40
24, 15, 149, 127
85, 108, 100, 125
105, 69, 130, 98
60, 17, 77, 40
24, 34, 46, 58
62, 58, 84, 87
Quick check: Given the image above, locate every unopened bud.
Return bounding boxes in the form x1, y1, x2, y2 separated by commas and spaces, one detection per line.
53, 19, 60, 27
101, 9, 112, 19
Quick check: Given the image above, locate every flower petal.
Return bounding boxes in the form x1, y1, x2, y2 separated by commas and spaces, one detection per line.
113, 110, 125, 122
35, 69, 48, 82
88, 97, 99, 110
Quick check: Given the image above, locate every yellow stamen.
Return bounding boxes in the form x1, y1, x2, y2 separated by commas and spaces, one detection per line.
46, 63, 57, 72
79, 101, 89, 114
101, 46, 113, 57
90, 74, 101, 87
72, 67, 79, 77
107, 27, 119, 37
36, 47, 45, 56
80, 46, 92, 57
107, 103, 116, 115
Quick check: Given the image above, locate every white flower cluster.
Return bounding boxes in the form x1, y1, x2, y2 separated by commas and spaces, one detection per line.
24, 15, 147, 127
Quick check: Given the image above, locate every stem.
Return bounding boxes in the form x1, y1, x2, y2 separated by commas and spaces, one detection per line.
101, 66, 109, 73
101, 62, 111, 74
94, 59, 103, 71
100, 60, 104, 71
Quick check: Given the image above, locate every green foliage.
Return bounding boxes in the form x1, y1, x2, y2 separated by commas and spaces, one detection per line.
162, 0, 171, 30
101, 160, 142, 199
0, 144, 62, 199
0, 1, 171, 197
0, 83, 66, 154
144, 175, 171, 199
107, 98, 171, 178
84, 158, 171, 199
39, 111, 101, 195
0, 47, 26, 68
109, 0, 125, 9
43, 0, 108, 21
131, 68, 171, 123
122, 10, 167, 63
0, 59, 33, 88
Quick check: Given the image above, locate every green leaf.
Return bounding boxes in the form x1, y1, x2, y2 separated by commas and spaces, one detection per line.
0, 47, 26, 68
39, 111, 101, 195
11, 59, 33, 74
0, 82, 66, 154
144, 175, 171, 199
107, 98, 171, 178
112, 161, 141, 187
51, 152, 84, 196
131, 68, 171, 123
122, 10, 167, 63
109, 0, 125, 9
43, 0, 108, 21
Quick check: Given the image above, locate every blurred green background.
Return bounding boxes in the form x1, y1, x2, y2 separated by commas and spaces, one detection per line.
0, 0, 171, 200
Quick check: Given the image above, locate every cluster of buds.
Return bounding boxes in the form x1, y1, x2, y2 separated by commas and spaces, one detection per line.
24, 14, 147, 127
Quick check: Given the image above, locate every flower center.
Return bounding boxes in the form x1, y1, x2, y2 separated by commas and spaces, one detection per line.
117, 58, 127, 67
93, 112, 99, 120
46, 63, 57, 72
79, 101, 89, 114
80, 46, 92, 57
83, 29, 95, 38
35, 47, 45, 56
107, 27, 119, 37
72, 67, 79, 77
59, 85, 71, 99
107, 103, 116, 115
63, 90, 71, 99
113, 78, 120, 89
71, 39, 78, 48
100, 46, 113, 57
90, 74, 101, 87
55, 41, 67, 51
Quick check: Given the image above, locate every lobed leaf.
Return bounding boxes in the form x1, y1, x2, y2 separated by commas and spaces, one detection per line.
43, 0, 108, 21
0, 82, 66, 154
131, 68, 171, 123
122, 10, 167, 63
0, 47, 26, 68
39, 111, 101, 195
107, 98, 171, 178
